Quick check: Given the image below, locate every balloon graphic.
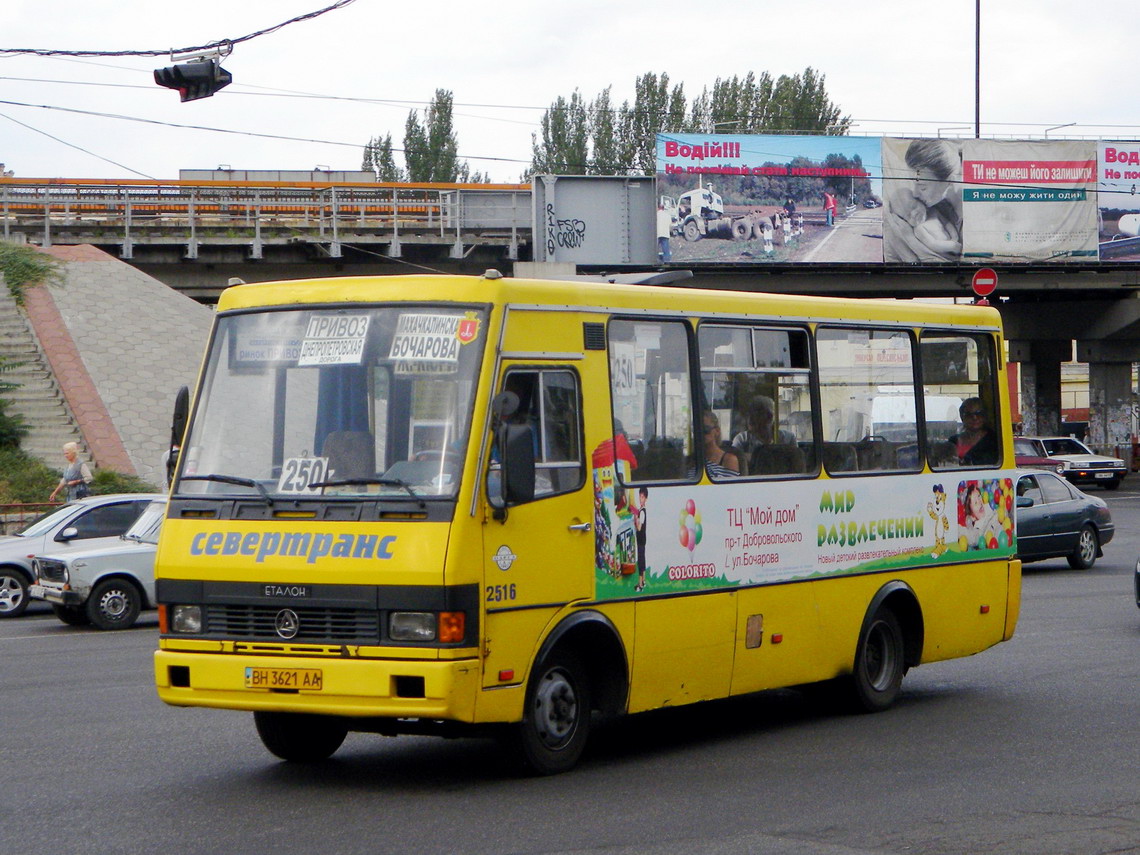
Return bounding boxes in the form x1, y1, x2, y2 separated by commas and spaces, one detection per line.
679, 500, 700, 556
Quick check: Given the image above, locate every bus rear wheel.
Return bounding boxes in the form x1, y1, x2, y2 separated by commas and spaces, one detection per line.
849, 608, 905, 712
254, 711, 347, 762
512, 651, 591, 775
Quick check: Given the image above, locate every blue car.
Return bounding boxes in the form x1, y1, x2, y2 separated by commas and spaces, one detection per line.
1015, 471, 1114, 569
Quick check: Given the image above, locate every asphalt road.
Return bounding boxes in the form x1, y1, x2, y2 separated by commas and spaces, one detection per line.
4, 482, 1139, 855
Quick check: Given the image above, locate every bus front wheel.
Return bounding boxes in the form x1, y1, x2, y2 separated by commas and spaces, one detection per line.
849, 608, 905, 713
254, 711, 347, 762
512, 651, 592, 775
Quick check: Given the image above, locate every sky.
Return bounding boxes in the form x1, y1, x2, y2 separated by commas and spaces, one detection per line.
2, 0, 1137, 184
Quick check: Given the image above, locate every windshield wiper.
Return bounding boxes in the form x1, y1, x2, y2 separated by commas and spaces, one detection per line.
180, 474, 275, 506
308, 477, 426, 507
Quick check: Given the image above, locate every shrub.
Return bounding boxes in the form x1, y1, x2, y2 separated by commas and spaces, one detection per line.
90, 468, 160, 495
0, 447, 159, 503
0, 447, 59, 503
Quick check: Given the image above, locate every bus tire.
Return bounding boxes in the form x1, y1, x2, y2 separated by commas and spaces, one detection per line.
513, 650, 591, 775
254, 711, 347, 762
849, 607, 905, 712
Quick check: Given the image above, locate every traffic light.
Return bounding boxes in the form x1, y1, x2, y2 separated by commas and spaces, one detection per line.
154, 59, 232, 102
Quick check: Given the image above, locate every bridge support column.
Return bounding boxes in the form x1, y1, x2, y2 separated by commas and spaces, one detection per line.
1077, 340, 1137, 456
1009, 340, 1069, 436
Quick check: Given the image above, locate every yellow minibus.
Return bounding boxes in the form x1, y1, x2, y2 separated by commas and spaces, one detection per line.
154, 271, 1020, 773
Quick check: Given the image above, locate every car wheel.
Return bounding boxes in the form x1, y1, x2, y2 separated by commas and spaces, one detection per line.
1067, 524, 1098, 570
510, 650, 592, 775
85, 578, 142, 630
848, 608, 905, 712
1103, 479, 1121, 491
0, 568, 30, 618
254, 712, 347, 762
51, 604, 91, 626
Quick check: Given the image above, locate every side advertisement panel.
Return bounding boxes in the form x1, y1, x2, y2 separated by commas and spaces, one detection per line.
594, 471, 1017, 599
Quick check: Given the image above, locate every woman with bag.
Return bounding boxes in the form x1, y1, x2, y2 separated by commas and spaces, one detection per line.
49, 442, 93, 502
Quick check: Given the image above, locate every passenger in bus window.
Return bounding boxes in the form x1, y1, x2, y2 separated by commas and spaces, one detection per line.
702, 412, 740, 478
732, 396, 795, 460
949, 397, 998, 466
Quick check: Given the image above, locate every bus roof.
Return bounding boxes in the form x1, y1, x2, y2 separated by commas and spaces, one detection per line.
215, 272, 1004, 329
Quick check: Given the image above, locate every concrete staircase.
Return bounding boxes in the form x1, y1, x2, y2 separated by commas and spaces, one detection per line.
0, 286, 85, 469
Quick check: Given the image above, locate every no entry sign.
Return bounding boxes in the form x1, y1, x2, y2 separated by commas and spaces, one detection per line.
971, 268, 998, 297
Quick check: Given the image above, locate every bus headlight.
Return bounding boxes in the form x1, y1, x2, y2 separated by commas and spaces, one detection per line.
390, 612, 436, 641
171, 605, 202, 633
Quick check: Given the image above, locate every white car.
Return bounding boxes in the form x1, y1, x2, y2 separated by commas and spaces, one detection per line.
0, 494, 165, 618
30, 499, 165, 630
1016, 436, 1128, 490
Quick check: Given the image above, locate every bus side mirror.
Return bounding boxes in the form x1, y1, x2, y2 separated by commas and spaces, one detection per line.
488, 391, 535, 518
499, 424, 536, 506
169, 386, 189, 483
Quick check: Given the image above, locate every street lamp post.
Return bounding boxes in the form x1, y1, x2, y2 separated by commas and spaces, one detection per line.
975, 0, 981, 137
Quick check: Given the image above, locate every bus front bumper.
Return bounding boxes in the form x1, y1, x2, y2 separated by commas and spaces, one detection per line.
154, 648, 482, 722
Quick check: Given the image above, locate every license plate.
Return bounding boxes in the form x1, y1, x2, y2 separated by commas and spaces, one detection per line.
1094, 472, 1113, 479
244, 667, 323, 690
29, 584, 45, 598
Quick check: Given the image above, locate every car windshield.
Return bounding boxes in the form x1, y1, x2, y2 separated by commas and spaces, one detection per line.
15, 504, 79, 537
1013, 439, 1039, 456
175, 305, 488, 500
1042, 438, 1092, 456
124, 501, 165, 544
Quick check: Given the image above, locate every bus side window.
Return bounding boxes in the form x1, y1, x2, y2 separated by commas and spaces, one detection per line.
924, 333, 1001, 471
609, 319, 696, 483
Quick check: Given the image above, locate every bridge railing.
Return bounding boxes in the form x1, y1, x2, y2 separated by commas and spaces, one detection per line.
0, 179, 532, 255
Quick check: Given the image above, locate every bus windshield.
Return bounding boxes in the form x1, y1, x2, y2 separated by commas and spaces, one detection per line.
176, 304, 488, 500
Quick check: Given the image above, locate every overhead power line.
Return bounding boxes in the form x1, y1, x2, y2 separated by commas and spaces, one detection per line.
0, 98, 534, 167
0, 111, 154, 178
0, 0, 356, 57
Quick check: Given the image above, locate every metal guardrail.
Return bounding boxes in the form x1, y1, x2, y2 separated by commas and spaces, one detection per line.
0, 179, 532, 260
0, 502, 55, 536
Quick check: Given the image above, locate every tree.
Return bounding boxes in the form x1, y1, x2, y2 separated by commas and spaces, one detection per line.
587, 87, 626, 175
531, 68, 850, 177
361, 133, 403, 181
769, 67, 850, 135
403, 89, 466, 182
531, 90, 589, 174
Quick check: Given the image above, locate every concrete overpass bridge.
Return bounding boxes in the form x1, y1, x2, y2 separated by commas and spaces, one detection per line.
4, 177, 1140, 457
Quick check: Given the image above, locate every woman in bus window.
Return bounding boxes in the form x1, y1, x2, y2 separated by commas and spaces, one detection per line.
702, 412, 740, 478
950, 397, 998, 466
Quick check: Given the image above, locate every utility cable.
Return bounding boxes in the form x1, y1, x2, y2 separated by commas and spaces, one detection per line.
0, 0, 356, 57
0, 111, 154, 178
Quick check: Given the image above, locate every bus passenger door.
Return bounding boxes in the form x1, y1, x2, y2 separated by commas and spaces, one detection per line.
481, 366, 593, 689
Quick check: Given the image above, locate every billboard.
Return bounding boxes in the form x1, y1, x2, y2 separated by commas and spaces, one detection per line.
656, 134, 882, 264
1098, 141, 1140, 261
655, 134, 1114, 265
